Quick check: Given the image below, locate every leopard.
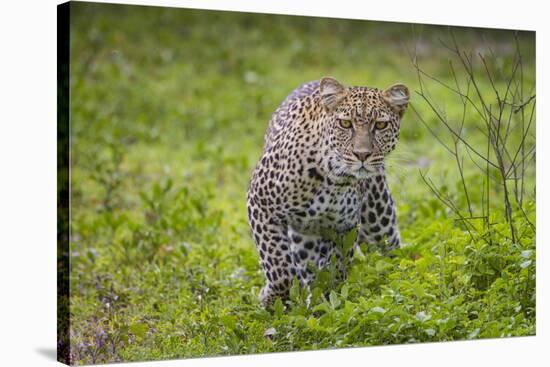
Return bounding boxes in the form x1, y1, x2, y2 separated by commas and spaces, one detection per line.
246, 76, 410, 307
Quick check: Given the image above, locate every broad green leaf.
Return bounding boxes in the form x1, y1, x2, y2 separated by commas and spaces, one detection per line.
130, 323, 148, 339
520, 260, 532, 269
371, 306, 386, 314
375, 259, 393, 273
425, 328, 436, 336
273, 298, 284, 318
468, 328, 480, 339
415, 311, 431, 322
329, 291, 341, 309
342, 228, 357, 254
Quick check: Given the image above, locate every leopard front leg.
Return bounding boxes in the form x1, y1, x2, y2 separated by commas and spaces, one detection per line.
357, 174, 401, 252
287, 227, 350, 287
248, 206, 296, 307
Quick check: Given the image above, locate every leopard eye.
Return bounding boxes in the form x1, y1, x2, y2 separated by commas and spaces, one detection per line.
339, 119, 352, 129
375, 120, 388, 130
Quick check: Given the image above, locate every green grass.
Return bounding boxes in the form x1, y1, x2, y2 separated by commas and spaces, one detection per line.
66, 3, 536, 365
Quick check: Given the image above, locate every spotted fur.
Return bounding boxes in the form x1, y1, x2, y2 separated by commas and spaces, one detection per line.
247, 77, 410, 307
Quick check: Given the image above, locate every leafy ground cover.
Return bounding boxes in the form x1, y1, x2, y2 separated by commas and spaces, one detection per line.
66, 3, 535, 364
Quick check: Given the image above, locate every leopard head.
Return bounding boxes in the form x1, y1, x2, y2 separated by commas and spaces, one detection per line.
318, 76, 409, 180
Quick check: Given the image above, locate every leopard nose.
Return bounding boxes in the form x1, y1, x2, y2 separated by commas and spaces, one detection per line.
353, 151, 372, 162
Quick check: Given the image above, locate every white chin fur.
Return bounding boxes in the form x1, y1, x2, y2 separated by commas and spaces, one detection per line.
352, 168, 371, 179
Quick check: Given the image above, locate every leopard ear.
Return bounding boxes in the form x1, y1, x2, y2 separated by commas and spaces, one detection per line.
320, 77, 347, 111
382, 83, 410, 117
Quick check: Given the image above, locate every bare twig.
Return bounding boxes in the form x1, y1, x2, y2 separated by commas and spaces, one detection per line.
412, 29, 535, 244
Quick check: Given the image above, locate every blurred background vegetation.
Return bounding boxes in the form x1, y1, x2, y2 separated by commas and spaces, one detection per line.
66, 2, 535, 364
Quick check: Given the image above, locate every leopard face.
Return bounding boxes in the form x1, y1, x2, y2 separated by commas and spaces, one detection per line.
319, 77, 410, 180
